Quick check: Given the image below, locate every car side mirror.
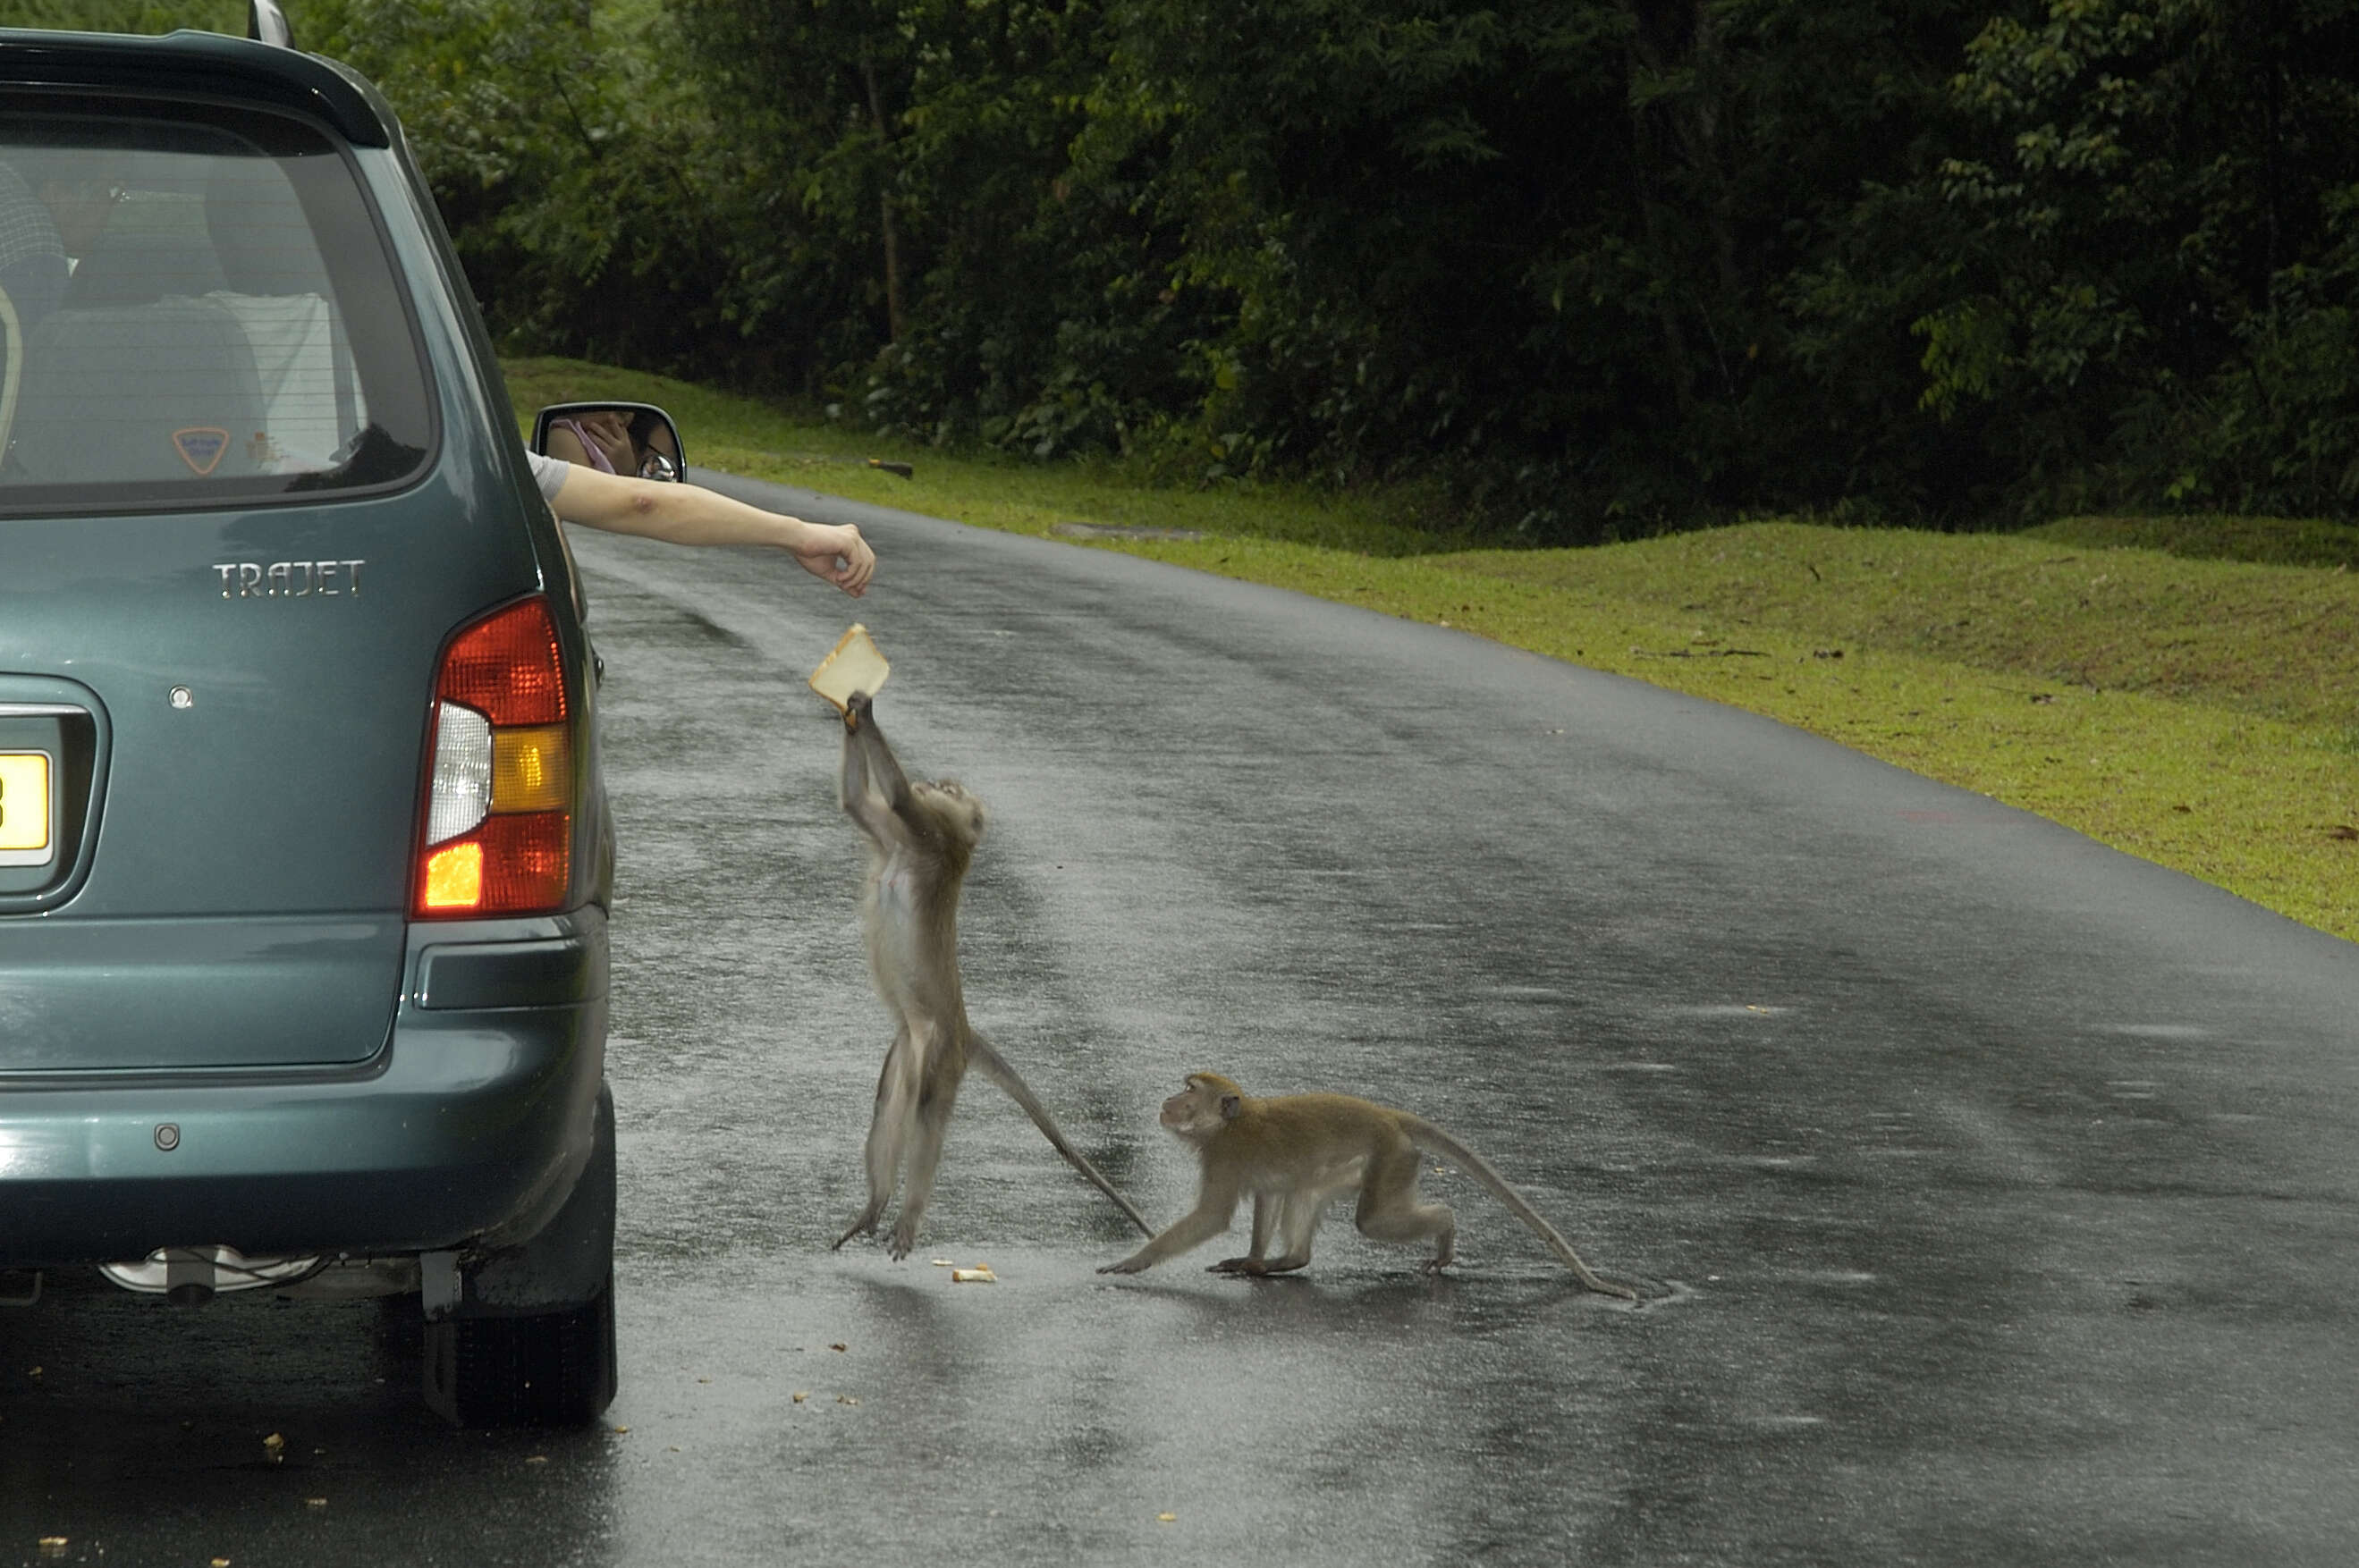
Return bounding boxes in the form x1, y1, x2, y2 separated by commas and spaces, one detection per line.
532, 401, 685, 483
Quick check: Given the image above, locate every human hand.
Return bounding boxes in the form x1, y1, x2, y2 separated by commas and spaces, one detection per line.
793, 521, 875, 596
579, 411, 636, 471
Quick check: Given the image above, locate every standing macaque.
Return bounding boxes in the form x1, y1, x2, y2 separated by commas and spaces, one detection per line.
1098, 1072, 1636, 1298
832, 690, 1154, 1257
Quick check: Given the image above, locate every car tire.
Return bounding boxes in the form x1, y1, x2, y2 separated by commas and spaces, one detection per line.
422, 1083, 619, 1427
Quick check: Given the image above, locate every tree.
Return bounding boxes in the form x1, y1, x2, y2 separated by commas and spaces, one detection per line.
1918, 0, 2359, 514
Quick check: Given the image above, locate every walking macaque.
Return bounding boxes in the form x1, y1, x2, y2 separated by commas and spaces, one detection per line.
831, 690, 1153, 1257
1098, 1072, 1636, 1298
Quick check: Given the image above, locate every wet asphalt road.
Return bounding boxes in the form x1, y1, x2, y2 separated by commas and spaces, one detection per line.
6, 472, 2359, 1566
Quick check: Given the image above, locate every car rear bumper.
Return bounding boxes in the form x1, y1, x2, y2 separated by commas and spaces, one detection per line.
0, 914, 608, 1268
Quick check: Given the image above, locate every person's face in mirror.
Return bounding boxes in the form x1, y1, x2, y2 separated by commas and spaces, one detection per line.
547, 409, 638, 473
575, 409, 637, 472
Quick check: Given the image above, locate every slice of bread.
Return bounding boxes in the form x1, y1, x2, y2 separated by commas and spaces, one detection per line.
809, 622, 891, 712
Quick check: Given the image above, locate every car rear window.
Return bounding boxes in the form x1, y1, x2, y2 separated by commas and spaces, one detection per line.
0, 98, 434, 514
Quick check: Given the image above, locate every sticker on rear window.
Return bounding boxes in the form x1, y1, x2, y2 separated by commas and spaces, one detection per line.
173, 428, 232, 477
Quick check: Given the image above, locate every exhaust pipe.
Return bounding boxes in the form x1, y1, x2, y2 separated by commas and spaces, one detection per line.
99, 1245, 322, 1305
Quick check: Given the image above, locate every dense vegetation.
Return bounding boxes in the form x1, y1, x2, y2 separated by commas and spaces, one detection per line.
37, 0, 2359, 538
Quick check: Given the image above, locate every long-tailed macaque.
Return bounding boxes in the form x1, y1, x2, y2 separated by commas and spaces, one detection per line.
1097, 1072, 1636, 1298
831, 690, 1154, 1257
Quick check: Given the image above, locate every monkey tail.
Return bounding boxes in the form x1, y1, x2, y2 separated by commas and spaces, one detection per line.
965, 1035, 1157, 1236
1400, 1117, 1636, 1301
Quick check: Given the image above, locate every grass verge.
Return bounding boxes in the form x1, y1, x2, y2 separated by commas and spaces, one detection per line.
504, 356, 2359, 943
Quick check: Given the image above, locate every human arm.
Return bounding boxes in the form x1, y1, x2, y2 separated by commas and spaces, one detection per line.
544, 462, 875, 596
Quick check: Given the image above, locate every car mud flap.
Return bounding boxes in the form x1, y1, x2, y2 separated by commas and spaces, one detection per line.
422, 1082, 616, 1427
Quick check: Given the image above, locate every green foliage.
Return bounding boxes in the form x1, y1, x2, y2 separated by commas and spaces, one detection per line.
0, 1, 243, 30
1919, 0, 2359, 516
288, 0, 738, 375
118, 0, 2359, 534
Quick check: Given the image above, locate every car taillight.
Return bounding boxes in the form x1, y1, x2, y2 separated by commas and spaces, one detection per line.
414, 596, 575, 917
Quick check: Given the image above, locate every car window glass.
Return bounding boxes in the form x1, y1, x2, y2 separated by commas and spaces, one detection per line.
0, 100, 434, 514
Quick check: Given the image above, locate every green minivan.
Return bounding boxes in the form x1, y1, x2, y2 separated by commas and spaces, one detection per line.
0, 15, 621, 1425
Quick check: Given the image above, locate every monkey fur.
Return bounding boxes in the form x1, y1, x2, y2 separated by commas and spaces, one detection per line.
831, 690, 1154, 1257
1097, 1072, 1636, 1297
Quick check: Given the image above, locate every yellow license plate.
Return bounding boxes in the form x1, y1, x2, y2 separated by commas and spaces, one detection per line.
0, 752, 53, 864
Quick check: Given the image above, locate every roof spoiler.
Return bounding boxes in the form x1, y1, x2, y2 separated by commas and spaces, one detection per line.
0, 29, 391, 148
249, 0, 292, 48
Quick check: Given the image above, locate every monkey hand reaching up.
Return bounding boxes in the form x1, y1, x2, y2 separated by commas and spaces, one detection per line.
1098, 1073, 1636, 1298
